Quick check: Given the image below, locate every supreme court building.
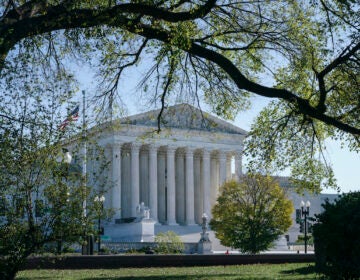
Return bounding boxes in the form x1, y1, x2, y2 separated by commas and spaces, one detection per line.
83, 103, 336, 247
85, 103, 245, 243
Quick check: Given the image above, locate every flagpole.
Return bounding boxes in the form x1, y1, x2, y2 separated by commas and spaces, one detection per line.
81, 90, 91, 255
109, 93, 113, 122
82, 90, 87, 218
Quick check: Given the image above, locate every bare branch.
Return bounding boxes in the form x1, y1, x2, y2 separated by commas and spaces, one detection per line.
157, 50, 176, 132
315, 41, 360, 112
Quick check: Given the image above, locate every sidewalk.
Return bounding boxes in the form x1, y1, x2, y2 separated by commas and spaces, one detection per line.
212, 250, 314, 254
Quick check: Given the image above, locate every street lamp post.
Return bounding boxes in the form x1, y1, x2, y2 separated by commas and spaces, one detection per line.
94, 195, 105, 254
300, 200, 311, 254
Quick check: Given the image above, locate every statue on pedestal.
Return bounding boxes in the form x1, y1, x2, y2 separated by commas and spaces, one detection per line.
198, 213, 212, 254
136, 202, 151, 221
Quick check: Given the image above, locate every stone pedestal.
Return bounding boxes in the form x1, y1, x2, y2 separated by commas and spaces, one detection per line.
105, 218, 156, 242
198, 231, 212, 254
198, 240, 212, 254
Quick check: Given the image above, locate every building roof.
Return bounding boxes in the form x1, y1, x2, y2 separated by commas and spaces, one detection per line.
118, 103, 247, 135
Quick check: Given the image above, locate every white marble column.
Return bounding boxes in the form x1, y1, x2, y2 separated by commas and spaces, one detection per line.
157, 151, 166, 223
140, 150, 148, 205
176, 151, 185, 224
185, 147, 195, 225
234, 148, 242, 181
112, 143, 122, 221
202, 149, 211, 217
148, 144, 158, 222
219, 150, 227, 186
131, 143, 140, 217
226, 154, 232, 180
166, 146, 178, 225
210, 156, 218, 207
194, 154, 202, 224
121, 148, 131, 218
103, 146, 112, 210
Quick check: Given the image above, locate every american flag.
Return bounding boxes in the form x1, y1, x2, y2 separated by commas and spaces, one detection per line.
59, 105, 79, 130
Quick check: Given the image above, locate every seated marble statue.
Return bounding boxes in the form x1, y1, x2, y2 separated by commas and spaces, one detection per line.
136, 202, 150, 220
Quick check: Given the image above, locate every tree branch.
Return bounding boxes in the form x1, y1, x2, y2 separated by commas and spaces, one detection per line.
110, 0, 217, 23
0, 0, 216, 69
128, 24, 360, 135
319, 41, 360, 78
0, 0, 359, 137
315, 41, 360, 113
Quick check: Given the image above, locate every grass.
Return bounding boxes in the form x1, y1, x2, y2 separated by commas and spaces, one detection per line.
16, 263, 319, 279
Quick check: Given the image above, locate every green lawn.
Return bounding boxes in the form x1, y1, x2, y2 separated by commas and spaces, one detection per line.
16, 263, 318, 279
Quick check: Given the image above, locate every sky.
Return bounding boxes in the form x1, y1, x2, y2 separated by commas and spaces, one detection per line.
76, 66, 359, 195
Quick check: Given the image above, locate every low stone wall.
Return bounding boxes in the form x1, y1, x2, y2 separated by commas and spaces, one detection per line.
288, 244, 315, 252
22, 254, 315, 270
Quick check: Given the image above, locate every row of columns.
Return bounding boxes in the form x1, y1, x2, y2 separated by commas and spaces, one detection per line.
109, 143, 242, 225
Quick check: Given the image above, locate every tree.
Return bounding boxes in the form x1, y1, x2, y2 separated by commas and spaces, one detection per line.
210, 175, 293, 254
0, 81, 111, 280
313, 192, 360, 280
1, 0, 358, 193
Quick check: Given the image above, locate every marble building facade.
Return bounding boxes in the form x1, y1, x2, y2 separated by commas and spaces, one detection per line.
93, 104, 246, 228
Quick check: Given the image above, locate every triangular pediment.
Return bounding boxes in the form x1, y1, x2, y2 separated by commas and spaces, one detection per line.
119, 104, 247, 135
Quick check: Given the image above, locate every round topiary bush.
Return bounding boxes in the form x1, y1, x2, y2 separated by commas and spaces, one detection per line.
313, 192, 360, 280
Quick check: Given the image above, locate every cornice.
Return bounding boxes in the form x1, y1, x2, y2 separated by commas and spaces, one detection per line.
94, 103, 248, 136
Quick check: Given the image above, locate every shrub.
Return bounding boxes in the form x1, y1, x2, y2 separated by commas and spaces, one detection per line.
296, 235, 314, 245
125, 248, 144, 254
313, 192, 360, 280
124, 246, 154, 254
154, 231, 184, 254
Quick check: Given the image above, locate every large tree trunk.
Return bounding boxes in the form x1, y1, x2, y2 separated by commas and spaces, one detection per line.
0, 257, 25, 280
